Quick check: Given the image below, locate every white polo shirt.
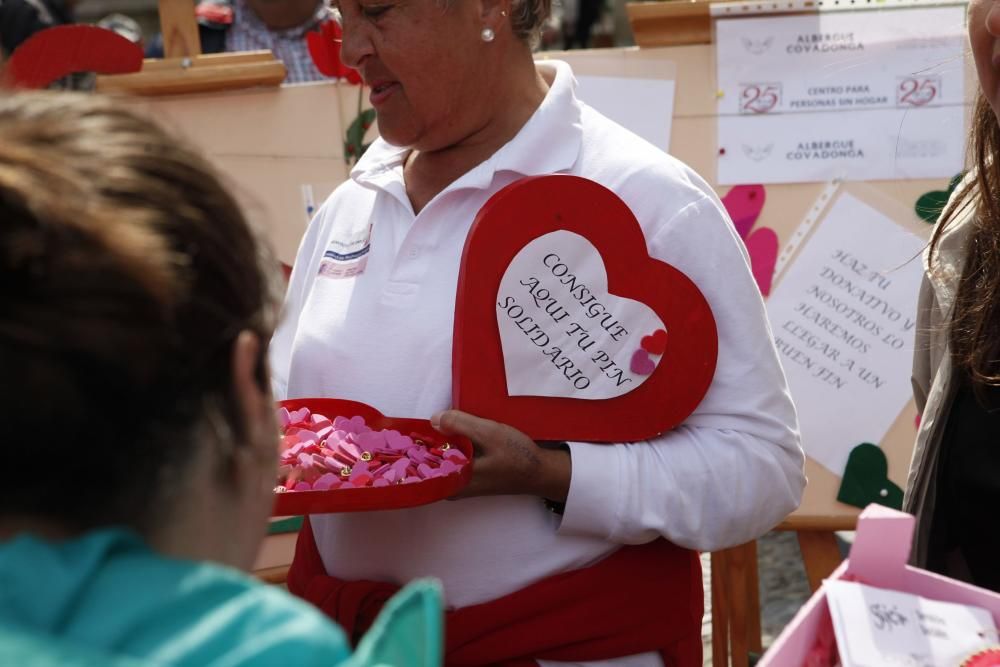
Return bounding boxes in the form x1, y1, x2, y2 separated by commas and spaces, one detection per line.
271, 60, 805, 667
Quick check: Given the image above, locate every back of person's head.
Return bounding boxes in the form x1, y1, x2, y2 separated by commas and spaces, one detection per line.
0, 93, 281, 559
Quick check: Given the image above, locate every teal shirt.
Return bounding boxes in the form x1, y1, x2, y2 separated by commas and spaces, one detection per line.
0, 529, 350, 666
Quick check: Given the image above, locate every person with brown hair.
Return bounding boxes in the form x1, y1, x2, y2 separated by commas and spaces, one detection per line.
903, 0, 1000, 594
0, 92, 440, 665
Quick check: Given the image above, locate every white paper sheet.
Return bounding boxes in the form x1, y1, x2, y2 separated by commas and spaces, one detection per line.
765, 193, 924, 476
496, 231, 666, 400
826, 580, 998, 667
575, 75, 675, 151
715, 7, 966, 184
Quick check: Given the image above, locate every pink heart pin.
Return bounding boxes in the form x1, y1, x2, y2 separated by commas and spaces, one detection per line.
444, 449, 469, 464
630, 349, 656, 376
314, 473, 339, 491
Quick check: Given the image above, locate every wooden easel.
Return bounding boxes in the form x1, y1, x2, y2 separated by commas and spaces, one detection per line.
95, 0, 286, 95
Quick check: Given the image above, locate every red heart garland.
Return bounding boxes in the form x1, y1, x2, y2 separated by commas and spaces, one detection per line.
307, 20, 362, 84
5, 25, 143, 89
453, 175, 718, 443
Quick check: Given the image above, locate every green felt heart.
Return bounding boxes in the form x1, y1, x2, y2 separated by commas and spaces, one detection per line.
915, 173, 964, 224
837, 442, 903, 510
268, 515, 304, 535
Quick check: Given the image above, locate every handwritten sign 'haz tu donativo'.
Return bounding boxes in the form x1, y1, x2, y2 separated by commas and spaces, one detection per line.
453, 175, 718, 443
497, 231, 666, 400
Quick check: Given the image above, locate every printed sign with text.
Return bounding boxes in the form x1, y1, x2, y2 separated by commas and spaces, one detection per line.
716, 7, 966, 184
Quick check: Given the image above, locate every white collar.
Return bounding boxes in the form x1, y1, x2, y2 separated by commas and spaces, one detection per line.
350, 60, 583, 196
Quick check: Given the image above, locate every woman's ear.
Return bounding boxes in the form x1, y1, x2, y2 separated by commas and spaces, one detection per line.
479, 0, 511, 25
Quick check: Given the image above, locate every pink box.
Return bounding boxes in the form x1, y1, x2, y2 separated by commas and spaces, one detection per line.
759, 504, 1000, 666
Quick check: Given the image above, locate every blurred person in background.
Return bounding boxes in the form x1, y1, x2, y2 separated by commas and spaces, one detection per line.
146, 0, 334, 83
0, 0, 75, 57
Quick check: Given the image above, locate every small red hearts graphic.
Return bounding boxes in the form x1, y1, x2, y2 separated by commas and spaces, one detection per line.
641, 329, 668, 355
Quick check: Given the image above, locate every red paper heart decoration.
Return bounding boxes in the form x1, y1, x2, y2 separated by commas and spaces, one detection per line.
5, 25, 143, 90
641, 329, 668, 355
453, 175, 718, 442
307, 19, 362, 84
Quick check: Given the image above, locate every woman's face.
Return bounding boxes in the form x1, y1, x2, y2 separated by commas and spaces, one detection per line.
337, 0, 499, 150
970, 0, 1000, 119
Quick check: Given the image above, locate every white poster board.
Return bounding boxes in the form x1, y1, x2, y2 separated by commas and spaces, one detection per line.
766, 191, 925, 476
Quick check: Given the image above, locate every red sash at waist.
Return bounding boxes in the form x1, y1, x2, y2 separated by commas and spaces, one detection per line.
287, 517, 703, 667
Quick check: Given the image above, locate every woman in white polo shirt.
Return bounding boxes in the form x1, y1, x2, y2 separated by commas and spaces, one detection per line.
270, 1, 806, 664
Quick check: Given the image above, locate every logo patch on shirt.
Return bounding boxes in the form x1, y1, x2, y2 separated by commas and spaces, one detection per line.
318, 223, 372, 279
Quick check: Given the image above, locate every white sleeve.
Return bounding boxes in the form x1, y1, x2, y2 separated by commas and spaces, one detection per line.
269, 203, 330, 401
557, 194, 806, 552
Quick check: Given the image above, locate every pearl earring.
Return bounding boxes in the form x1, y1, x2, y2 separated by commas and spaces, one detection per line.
481, 26, 495, 42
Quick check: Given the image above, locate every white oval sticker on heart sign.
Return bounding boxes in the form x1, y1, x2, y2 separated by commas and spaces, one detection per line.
496, 230, 668, 400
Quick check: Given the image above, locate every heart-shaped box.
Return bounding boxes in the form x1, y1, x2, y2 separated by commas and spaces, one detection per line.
454, 175, 718, 442
271, 398, 474, 516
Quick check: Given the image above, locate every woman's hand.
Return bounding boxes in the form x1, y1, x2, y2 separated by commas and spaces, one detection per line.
431, 410, 571, 501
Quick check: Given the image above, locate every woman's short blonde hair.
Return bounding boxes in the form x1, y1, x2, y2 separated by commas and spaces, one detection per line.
440, 0, 551, 42
508, 0, 552, 42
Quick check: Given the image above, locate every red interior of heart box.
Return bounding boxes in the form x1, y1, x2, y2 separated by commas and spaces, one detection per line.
272, 398, 474, 516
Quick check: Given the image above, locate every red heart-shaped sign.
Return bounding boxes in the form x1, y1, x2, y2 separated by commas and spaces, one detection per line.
453, 175, 718, 442
5, 25, 143, 90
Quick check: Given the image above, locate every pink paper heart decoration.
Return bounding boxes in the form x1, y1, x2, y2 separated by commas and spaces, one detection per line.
744, 227, 779, 297
444, 449, 469, 464
386, 432, 412, 450
355, 430, 385, 450
721, 185, 766, 240
314, 473, 339, 490
630, 349, 656, 376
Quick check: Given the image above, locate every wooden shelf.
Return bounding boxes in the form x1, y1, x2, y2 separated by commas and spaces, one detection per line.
97, 51, 286, 96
